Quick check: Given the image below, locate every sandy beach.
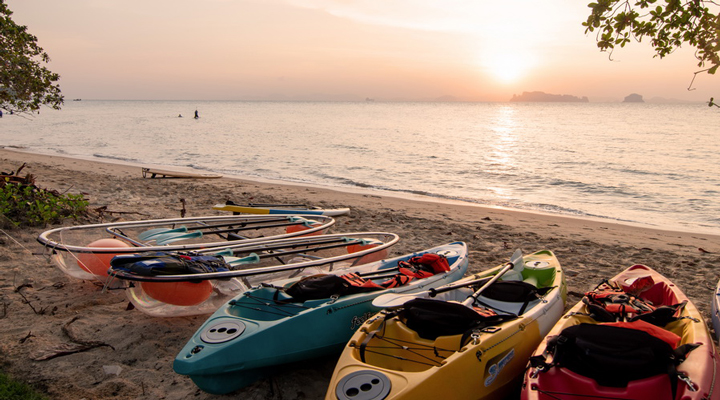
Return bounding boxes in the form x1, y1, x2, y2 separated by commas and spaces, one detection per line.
1, 147, 719, 400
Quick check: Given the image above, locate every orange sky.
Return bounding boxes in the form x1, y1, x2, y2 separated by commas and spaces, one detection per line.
7, 0, 719, 102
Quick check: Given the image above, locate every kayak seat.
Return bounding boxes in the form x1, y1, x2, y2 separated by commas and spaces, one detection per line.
540, 322, 698, 390
399, 298, 516, 340
283, 273, 384, 301
473, 281, 553, 316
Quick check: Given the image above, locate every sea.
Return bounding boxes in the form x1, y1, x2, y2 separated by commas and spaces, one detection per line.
1, 100, 718, 235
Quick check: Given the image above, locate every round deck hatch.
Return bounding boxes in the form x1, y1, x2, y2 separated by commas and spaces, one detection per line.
200, 320, 246, 344
335, 370, 391, 400
435, 249, 458, 258
525, 260, 550, 269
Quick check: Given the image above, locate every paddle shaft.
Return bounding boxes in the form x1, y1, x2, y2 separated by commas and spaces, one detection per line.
248, 203, 307, 208
220, 236, 363, 256
462, 262, 514, 306
108, 237, 383, 281
251, 239, 368, 261
427, 276, 492, 297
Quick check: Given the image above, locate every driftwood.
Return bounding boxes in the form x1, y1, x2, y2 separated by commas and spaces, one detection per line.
32, 316, 115, 361
92, 205, 150, 220
1, 163, 35, 186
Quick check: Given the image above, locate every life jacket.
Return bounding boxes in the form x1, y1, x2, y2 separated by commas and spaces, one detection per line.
582, 282, 656, 322
398, 253, 450, 275
581, 281, 689, 328
378, 273, 415, 288
283, 254, 447, 301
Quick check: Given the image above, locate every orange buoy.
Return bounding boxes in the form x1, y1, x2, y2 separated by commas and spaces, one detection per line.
286, 221, 323, 236
347, 241, 387, 265
141, 280, 213, 306
76, 238, 131, 277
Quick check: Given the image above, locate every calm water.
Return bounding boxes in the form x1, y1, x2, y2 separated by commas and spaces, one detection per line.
2, 100, 718, 235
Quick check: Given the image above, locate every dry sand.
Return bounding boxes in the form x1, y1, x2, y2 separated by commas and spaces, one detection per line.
1, 147, 719, 399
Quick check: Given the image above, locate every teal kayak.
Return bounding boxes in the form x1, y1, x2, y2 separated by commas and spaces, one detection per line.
173, 241, 469, 394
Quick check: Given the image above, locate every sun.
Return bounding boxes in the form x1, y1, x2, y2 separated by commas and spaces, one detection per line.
481, 51, 536, 84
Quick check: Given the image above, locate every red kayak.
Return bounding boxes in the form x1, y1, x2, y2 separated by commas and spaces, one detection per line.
522, 264, 720, 400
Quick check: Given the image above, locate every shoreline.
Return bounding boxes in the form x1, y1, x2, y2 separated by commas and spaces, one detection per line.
4, 146, 718, 244
1, 148, 719, 399
6, 145, 718, 238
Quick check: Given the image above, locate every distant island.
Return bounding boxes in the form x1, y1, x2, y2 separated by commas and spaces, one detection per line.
623, 93, 644, 103
510, 91, 589, 103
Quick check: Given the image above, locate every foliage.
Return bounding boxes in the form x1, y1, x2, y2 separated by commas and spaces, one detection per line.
584, 0, 720, 75
0, 372, 48, 400
0, 177, 88, 227
0, 0, 63, 113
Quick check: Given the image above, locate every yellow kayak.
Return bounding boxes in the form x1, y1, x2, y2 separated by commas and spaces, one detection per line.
325, 250, 567, 400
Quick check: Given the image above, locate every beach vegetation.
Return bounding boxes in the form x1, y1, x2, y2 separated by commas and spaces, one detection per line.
584, 1, 720, 80
0, 371, 48, 400
0, 0, 63, 114
0, 174, 88, 228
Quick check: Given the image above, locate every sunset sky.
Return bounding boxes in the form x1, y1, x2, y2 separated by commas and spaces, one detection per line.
7, 0, 719, 102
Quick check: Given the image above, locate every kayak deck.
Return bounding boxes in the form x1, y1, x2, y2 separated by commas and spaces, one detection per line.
522, 264, 720, 400
327, 250, 566, 400
174, 242, 470, 394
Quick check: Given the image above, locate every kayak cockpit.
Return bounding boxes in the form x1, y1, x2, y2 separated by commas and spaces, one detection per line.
347, 257, 561, 373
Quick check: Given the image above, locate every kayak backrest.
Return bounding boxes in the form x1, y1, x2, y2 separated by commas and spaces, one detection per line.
399, 298, 516, 340
546, 322, 697, 390
474, 281, 553, 316
284, 273, 384, 301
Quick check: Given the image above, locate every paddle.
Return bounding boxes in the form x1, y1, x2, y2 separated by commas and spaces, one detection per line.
371, 249, 523, 308
462, 249, 522, 306
248, 203, 307, 208
154, 231, 203, 245
225, 253, 261, 266
135, 216, 312, 241
138, 226, 188, 241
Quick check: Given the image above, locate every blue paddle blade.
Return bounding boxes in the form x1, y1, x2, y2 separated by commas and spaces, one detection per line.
138, 226, 188, 241
288, 216, 314, 227
226, 253, 260, 266
154, 230, 203, 245
211, 248, 235, 258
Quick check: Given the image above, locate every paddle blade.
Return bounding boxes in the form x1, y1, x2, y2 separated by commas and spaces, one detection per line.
155, 231, 203, 245
137, 226, 188, 241
510, 249, 523, 268
372, 292, 429, 308
227, 253, 261, 266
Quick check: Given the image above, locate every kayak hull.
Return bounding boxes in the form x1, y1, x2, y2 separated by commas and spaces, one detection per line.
37, 214, 335, 283
112, 232, 399, 317
326, 250, 566, 400
522, 264, 720, 400
174, 242, 469, 394
712, 278, 720, 342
